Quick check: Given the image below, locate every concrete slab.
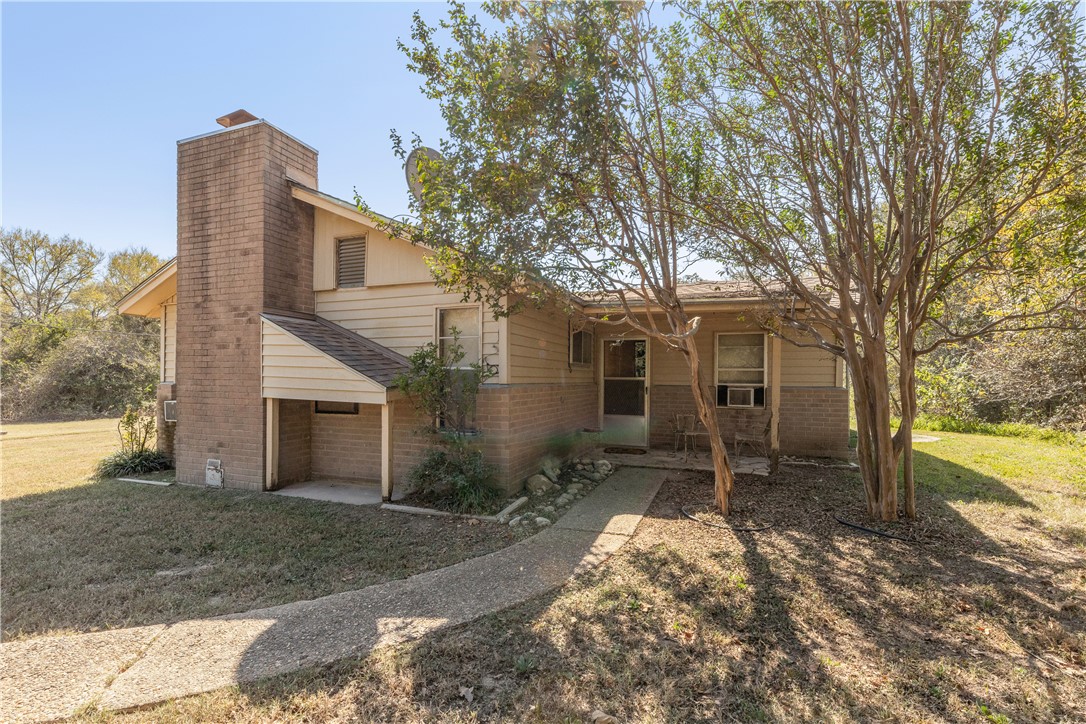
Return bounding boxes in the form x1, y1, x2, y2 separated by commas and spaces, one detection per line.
556, 467, 669, 536
0, 625, 165, 723
272, 479, 404, 506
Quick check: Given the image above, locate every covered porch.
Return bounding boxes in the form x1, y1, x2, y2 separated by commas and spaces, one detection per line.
260, 313, 411, 502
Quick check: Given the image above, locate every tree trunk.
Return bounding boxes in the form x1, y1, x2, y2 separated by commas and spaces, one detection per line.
683, 336, 734, 514
895, 346, 918, 519
846, 341, 901, 522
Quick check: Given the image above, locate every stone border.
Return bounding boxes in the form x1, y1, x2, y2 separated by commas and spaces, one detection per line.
379, 496, 529, 524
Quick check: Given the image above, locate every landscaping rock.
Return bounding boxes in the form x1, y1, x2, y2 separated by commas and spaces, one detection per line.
594, 459, 613, 475
508, 515, 522, 527
587, 472, 602, 482
567, 483, 583, 492
540, 455, 562, 483
542, 505, 556, 514
535, 517, 551, 527
526, 474, 554, 495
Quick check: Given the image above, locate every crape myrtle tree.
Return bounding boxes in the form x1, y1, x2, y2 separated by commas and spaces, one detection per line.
672, 1, 1085, 520
385, 1, 742, 512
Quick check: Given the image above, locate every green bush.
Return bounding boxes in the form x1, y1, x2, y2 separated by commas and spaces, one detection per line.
95, 405, 173, 478
96, 449, 173, 479
406, 440, 502, 514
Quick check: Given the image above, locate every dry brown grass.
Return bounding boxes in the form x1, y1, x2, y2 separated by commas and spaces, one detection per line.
90, 432, 1086, 723
1, 418, 513, 640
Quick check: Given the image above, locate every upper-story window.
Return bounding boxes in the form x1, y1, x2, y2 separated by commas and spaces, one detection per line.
716, 332, 766, 408
437, 307, 481, 367
570, 328, 594, 366
336, 237, 367, 288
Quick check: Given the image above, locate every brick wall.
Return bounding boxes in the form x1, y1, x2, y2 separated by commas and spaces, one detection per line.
308, 403, 432, 487
276, 399, 311, 485
174, 122, 317, 489
476, 382, 598, 493
778, 387, 850, 457
155, 382, 176, 460
648, 384, 849, 458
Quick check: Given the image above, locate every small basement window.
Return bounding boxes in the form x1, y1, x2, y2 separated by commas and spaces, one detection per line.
716, 332, 766, 408
314, 400, 359, 415
570, 328, 594, 366
336, 237, 367, 288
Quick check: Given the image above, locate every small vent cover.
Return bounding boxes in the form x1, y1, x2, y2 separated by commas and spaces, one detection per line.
336, 237, 367, 288
163, 400, 178, 423
205, 459, 224, 488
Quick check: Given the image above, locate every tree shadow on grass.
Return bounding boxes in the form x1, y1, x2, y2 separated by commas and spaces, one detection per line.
229, 461, 1083, 723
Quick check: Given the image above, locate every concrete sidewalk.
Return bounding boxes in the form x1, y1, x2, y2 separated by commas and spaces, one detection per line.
1, 467, 667, 723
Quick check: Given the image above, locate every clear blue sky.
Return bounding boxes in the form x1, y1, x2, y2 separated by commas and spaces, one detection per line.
2, 2, 461, 261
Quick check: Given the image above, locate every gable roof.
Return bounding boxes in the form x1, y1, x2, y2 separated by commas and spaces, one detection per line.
116, 258, 177, 316
578, 278, 833, 310
261, 313, 409, 388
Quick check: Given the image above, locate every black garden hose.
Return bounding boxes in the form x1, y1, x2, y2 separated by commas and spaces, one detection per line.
681, 504, 774, 532
833, 514, 915, 542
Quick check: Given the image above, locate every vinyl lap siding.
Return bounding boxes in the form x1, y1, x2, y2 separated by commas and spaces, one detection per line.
260, 321, 386, 403
508, 304, 593, 384
315, 284, 501, 362
780, 342, 839, 387
161, 297, 177, 383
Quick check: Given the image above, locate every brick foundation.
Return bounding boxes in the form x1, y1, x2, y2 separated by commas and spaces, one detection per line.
276, 399, 311, 486
648, 384, 849, 458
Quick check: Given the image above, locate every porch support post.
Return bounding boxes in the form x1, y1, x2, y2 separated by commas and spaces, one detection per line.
769, 336, 782, 474
265, 398, 279, 491
381, 400, 394, 502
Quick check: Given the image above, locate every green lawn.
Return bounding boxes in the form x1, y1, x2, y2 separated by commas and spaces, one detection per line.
91, 430, 1086, 724
1, 418, 513, 640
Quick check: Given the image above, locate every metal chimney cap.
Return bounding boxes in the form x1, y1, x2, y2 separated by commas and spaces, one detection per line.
216, 109, 259, 128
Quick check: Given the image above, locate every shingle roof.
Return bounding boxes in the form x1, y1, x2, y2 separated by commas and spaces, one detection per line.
262, 313, 410, 387
579, 279, 803, 306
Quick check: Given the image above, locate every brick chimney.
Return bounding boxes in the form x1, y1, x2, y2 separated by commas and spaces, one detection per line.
173, 115, 318, 489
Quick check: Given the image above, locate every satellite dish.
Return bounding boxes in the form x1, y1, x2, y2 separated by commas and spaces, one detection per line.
405, 146, 444, 205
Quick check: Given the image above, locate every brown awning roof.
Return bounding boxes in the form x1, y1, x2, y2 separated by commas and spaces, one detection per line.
261, 313, 409, 387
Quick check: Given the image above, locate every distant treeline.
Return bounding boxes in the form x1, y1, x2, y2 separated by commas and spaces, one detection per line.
1, 227, 164, 421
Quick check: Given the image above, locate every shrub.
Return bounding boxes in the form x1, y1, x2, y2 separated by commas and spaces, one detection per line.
406, 440, 502, 514
95, 405, 173, 478
96, 449, 173, 479
16, 331, 158, 419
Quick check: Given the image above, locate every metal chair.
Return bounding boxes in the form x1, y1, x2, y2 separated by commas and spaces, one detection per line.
673, 413, 709, 459
734, 417, 773, 460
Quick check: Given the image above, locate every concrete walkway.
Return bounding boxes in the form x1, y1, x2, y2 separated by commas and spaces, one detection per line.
1, 467, 667, 723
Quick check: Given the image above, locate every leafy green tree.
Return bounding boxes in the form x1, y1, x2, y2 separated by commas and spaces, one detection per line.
0, 228, 101, 321
382, 1, 741, 512
674, 1, 1085, 519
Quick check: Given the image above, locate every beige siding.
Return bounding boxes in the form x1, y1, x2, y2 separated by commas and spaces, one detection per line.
316, 285, 501, 364
780, 338, 839, 387
508, 303, 595, 385
161, 297, 177, 383
260, 320, 387, 404
313, 208, 431, 291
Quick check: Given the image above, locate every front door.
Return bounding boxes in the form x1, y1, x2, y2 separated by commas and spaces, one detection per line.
601, 338, 649, 447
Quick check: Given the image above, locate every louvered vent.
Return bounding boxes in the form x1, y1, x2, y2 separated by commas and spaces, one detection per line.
336, 237, 367, 288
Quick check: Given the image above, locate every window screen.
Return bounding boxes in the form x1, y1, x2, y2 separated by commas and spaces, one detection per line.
570, 329, 594, 365
437, 307, 481, 367
336, 237, 367, 288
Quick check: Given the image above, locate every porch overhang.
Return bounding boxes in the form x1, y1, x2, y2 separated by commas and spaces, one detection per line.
260, 313, 408, 405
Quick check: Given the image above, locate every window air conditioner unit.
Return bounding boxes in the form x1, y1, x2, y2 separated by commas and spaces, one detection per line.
727, 387, 755, 408
163, 400, 178, 423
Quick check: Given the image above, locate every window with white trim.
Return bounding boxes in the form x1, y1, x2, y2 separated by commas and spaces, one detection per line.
716, 332, 766, 407
437, 307, 481, 367
570, 328, 594, 366
336, 237, 367, 288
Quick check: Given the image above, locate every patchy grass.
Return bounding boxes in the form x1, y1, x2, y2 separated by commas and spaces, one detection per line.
92, 431, 1086, 723
1, 418, 513, 640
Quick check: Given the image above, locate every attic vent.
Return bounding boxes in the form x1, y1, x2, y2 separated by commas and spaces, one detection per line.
336, 237, 367, 288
